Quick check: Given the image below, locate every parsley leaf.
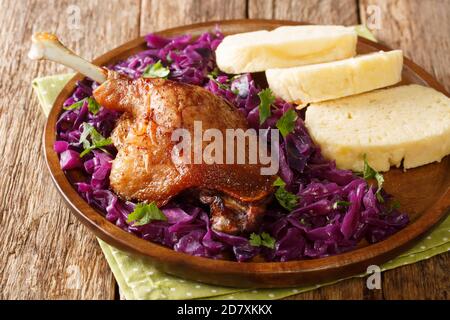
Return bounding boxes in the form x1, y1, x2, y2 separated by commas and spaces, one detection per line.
63, 98, 86, 111
332, 200, 351, 210
258, 88, 275, 125
142, 60, 170, 79
249, 232, 276, 249
273, 177, 299, 211
388, 199, 401, 213
362, 154, 385, 202
249, 233, 261, 246
126, 202, 167, 226
390, 200, 401, 210
275, 188, 299, 211
299, 218, 311, 226
63, 97, 102, 115
260, 232, 276, 249
276, 109, 298, 138
207, 75, 229, 90
273, 176, 286, 187
207, 69, 231, 90
78, 123, 113, 157
87, 97, 101, 115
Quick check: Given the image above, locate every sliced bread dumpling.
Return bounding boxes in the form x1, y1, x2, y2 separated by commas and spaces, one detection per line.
266, 50, 403, 104
305, 84, 450, 172
215, 25, 357, 74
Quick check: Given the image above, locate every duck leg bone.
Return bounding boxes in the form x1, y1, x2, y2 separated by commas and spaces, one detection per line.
29, 32, 106, 84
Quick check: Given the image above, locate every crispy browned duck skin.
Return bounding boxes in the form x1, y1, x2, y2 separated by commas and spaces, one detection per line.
93, 71, 275, 234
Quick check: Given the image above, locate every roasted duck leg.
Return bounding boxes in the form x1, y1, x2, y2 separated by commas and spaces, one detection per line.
94, 71, 274, 233
30, 33, 275, 234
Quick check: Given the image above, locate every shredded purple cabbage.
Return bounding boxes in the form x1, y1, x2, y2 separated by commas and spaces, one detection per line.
54, 31, 409, 262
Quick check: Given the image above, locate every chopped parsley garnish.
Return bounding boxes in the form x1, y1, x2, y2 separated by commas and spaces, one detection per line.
273, 176, 286, 187
249, 232, 276, 249
361, 154, 385, 202
299, 218, 311, 226
273, 177, 299, 211
276, 109, 298, 137
87, 97, 101, 115
258, 88, 275, 125
207, 76, 229, 90
142, 60, 170, 79
63, 97, 101, 115
63, 98, 86, 111
78, 123, 113, 157
390, 200, 401, 210
207, 69, 230, 90
127, 202, 167, 226
332, 200, 351, 210
388, 199, 401, 213
208, 67, 219, 78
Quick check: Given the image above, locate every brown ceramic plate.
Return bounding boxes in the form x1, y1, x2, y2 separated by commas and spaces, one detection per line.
44, 19, 450, 288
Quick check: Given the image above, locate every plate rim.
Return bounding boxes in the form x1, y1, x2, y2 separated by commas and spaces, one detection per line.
43, 19, 450, 287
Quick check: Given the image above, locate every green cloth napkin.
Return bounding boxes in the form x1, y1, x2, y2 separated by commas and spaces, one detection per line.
32, 26, 449, 300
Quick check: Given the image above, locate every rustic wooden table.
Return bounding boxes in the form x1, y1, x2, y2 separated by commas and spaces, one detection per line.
1, 0, 449, 300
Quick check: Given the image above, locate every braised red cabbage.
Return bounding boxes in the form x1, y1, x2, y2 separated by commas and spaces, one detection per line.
54, 31, 408, 262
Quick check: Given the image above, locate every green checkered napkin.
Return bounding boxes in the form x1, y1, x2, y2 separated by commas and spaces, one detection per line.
33, 26, 449, 300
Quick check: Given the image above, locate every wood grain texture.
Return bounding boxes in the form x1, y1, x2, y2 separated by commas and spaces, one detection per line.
0, 0, 140, 299
359, 0, 450, 92
248, 0, 359, 24
382, 254, 449, 300
283, 278, 366, 300
140, 0, 247, 33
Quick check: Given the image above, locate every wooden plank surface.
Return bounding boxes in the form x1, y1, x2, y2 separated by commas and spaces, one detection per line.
0, 0, 141, 299
248, 0, 359, 25
0, 0, 448, 299
358, 0, 450, 301
360, 0, 450, 92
